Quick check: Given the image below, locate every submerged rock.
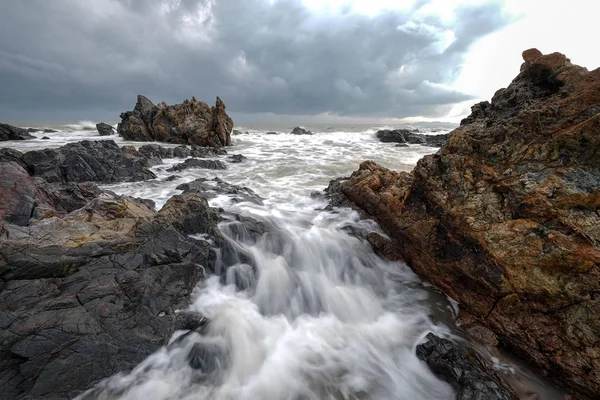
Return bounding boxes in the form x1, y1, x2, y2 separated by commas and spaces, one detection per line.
227, 154, 246, 163
117, 95, 233, 147
0, 123, 35, 141
417, 333, 518, 400
166, 158, 226, 172
337, 49, 600, 398
291, 127, 313, 135
375, 129, 449, 147
96, 122, 115, 136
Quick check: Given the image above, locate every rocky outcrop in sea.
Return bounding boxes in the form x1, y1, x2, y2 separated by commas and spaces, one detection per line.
117, 95, 233, 147
375, 129, 449, 147
326, 49, 600, 399
0, 123, 35, 141
96, 122, 115, 136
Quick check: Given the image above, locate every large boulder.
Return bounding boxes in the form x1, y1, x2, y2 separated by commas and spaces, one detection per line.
291, 127, 313, 135
117, 95, 233, 147
20, 140, 156, 184
336, 50, 600, 398
0, 190, 216, 399
0, 123, 35, 140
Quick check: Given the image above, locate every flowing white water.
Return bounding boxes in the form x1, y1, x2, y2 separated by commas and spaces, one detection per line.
1, 126, 564, 399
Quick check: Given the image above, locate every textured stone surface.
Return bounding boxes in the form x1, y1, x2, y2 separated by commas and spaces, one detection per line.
95, 122, 115, 136
118, 95, 233, 147
338, 50, 600, 398
375, 129, 449, 147
0, 123, 35, 141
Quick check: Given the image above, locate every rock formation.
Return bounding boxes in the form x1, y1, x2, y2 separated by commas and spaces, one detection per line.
0, 139, 256, 398
96, 122, 115, 136
417, 333, 518, 400
117, 95, 233, 147
291, 127, 313, 135
375, 129, 449, 147
0, 123, 35, 141
329, 50, 600, 398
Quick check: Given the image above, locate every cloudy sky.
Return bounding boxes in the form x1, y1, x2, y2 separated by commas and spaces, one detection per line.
0, 0, 597, 124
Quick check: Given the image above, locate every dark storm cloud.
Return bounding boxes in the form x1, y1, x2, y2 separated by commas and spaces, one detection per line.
0, 0, 512, 121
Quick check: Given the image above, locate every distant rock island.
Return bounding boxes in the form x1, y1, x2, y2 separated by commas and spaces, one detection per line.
118, 95, 233, 147
327, 48, 600, 399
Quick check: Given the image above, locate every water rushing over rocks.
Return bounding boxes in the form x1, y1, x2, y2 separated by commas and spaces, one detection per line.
0, 126, 562, 399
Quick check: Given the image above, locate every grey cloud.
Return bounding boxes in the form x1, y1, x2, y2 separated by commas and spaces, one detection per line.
0, 0, 512, 122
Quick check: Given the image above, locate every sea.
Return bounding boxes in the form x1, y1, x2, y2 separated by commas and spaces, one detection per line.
1, 122, 565, 399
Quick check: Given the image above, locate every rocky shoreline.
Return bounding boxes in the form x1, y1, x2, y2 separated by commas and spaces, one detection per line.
324, 49, 600, 399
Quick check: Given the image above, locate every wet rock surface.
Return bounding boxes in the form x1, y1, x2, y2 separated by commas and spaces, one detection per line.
337, 50, 600, 398
118, 95, 233, 147
19, 140, 156, 184
0, 123, 35, 141
375, 129, 449, 147
177, 177, 264, 205
0, 137, 264, 399
416, 333, 518, 400
95, 122, 115, 136
167, 158, 227, 172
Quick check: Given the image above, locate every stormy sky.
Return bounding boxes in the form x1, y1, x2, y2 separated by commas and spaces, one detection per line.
0, 0, 596, 124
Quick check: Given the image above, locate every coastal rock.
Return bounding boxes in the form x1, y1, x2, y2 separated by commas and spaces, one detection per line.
0, 123, 35, 141
20, 140, 156, 184
416, 333, 518, 400
375, 129, 449, 147
166, 158, 226, 172
266, 131, 278, 135
117, 95, 233, 147
155, 193, 220, 235
0, 190, 213, 399
227, 154, 246, 163
43, 129, 58, 133
291, 127, 313, 135
96, 122, 115, 136
177, 177, 263, 205
338, 50, 600, 398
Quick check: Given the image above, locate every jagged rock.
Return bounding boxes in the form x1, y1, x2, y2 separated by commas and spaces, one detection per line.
0, 162, 38, 226
375, 129, 449, 147
0, 189, 214, 399
227, 154, 246, 163
177, 177, 263, 205
338, 49, 600, 399
96, 122, 115, 136
0, 123, 35, 140
20, 140, 155, 184
117, 95, 233, 147
291, 127, 313, 135
416, 333, 518, 400
166, 158, 226, 172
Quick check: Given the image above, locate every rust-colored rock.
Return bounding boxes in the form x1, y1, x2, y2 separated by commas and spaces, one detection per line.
118, 95, 233, 147
522, 48, 543, 63
339, 51, 600, 398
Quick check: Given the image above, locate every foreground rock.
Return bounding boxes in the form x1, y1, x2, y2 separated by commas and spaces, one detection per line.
0, 123, 35, 141
333, 50, 600, 398
96, 122, 115, 136
417, 333, 518, 400
375, 129, 449, 147
0, 190, 215, 399
177, 177, 263, 205
118, 95, 233, 147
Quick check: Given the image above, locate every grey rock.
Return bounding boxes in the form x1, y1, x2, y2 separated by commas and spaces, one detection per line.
166, 158, 226, 172
96, 122, 115, 136
177, 177, 263, 205
416, 333, 518, 400
0, 123, 35, 141
291, 127, 313, 135
227, 154, 246, 163
375, 129, 449, 147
